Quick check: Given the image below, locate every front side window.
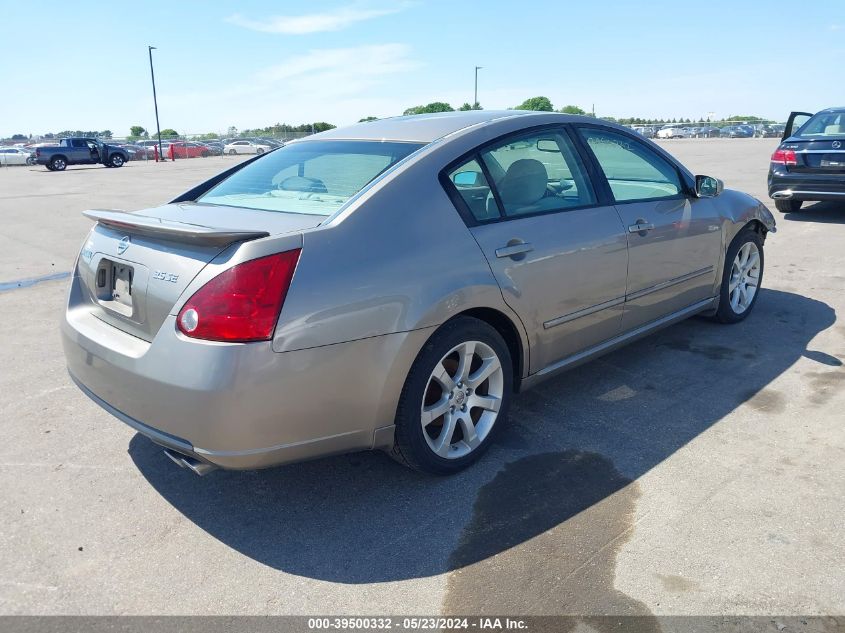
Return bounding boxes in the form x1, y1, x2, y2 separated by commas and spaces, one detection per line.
579, 128, 683, 202
199, 140, 423, 215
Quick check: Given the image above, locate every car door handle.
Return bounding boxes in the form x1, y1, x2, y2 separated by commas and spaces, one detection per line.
628, 222, 655, 233
495, 242, 533, 258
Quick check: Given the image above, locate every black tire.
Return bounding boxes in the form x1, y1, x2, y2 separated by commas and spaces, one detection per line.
26, 157, 35, 166
391, 316, 513, 475
228, 149, 237, 155
713, 227, 764, 324
257, 148, 265, 154
49, 156, 67, 171
202, 151, 210, 158
774, 199, 802, 213
110, 153, 125, 168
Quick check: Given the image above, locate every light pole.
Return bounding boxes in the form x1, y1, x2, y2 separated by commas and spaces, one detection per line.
148, 46, 164, 161
474, 66, 482, 108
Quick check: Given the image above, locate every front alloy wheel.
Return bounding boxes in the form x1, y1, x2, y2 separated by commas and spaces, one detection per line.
728, 242, 761, 314
714, 227, 764, 323
392, 316, 513, 474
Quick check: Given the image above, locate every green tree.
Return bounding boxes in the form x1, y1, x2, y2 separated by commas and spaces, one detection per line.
129, 126, 146, 137
11, 133, 27, 140
99, 130, 113, 139
514, 96, 553, 111
358, 116, 378, 122
458, 102, 483, 111
403, 102, 455, 115
558, 105, 586, 115
160, 128, 179, 138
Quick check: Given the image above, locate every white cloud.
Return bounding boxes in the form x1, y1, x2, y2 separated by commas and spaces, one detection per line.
830, 24, 842, 31
161, 44, 421, 130
256, 44, 418, 84
225, 4, 407, 35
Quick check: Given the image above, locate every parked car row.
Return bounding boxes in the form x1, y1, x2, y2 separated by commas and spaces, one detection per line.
0, 146, 36, 166
633, 123, 785, 139
119, 137, 281, 158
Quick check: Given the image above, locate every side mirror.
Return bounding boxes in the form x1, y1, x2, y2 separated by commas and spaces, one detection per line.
453, 171, 482, 187
695, 175, 723, 198
536, 139, 559, 152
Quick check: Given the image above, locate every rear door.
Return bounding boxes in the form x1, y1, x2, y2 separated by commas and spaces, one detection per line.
68, 139, 87, 163
575, 125, 722, 330
447, 126, 629, 373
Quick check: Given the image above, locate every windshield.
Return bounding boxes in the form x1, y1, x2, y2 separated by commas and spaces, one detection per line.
795, 112, 845, 138
199, 140, 424, 215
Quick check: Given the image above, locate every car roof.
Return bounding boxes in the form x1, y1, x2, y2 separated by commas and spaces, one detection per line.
310, 110, 586, 143
819, 106, 845, 114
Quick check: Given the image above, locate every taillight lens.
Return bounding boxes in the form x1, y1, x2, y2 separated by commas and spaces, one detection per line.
771, 149, 797, 165
177, 250, 301, 342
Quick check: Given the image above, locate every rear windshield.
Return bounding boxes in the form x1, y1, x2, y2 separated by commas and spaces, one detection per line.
795, 112, 845, 138
199, 140, 424, 215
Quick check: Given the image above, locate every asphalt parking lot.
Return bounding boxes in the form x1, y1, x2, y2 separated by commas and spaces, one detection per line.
1, 140, 843, 617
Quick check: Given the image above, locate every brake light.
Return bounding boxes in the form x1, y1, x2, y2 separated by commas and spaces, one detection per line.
771, 149, 797, 165
177, 250, 301, 342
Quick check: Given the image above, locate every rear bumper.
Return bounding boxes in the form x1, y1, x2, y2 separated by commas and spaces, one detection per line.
62, 296, 432, 470
768, 169, 845, 202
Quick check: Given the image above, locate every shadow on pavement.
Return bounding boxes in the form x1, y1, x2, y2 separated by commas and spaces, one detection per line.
782, 201, 845, 223
129, 288, 836, 584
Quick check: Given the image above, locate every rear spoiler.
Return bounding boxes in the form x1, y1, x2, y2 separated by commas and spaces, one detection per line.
83, 209, 269, 246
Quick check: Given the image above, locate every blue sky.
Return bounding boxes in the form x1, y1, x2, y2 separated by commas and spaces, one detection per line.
1, 0, 843, 137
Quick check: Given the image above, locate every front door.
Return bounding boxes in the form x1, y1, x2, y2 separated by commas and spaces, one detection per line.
575, 126, 723, 330
446, 127, 629, 373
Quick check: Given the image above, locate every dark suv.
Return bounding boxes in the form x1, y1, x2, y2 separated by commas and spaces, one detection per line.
768, 108, 845, 212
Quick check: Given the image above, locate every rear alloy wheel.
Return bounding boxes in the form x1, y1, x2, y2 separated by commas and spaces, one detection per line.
392, 317, 512, 474
714, 228, 764, 323
228, 149, 237, 155
49, 157, 66, 171
110, 154, 124, 167
257, 148, 265, 154
774, 199, 802, 213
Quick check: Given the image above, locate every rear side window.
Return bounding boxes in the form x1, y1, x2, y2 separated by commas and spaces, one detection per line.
481, 131, 596, 218
446, 159, 495, 221
199, 140, 423, 215
579, 128, 683, 202
796, 112, 845, 137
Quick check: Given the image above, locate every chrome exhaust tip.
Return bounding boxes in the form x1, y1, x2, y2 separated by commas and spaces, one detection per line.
771, 190, 793, 199
163, 448, 218, 476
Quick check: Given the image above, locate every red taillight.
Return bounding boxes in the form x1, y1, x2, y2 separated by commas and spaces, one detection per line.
177, 249, 301, 342
771, 149, 797, 165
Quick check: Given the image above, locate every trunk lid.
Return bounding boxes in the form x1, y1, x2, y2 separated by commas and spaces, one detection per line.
76, 203, 324, 341
781, 137, 845, 174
